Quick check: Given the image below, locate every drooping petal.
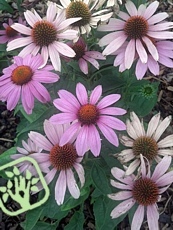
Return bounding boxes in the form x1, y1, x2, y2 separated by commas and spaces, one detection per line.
55, 170, 67, 205
147, 204, 159, 230
131, 205, 144, 230
66, 168, 80, 199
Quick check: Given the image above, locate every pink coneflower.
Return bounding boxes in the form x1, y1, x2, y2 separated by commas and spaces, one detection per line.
108, 155, 173, 230
67, 37, 105, 74
11, 138, 49, 175
0, 54, 59, 114
113, 40, 173, 80
117, 112, 173, 175
0, 17, 26, 44
6, 2, 81, 71
28, 120, 85, 205
56, 0, 113, 35
50, 82, 126, 157
98, 1, 173, 70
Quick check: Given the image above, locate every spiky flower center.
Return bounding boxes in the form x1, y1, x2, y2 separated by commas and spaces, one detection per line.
133, 136, 158, 161
31, 21, 57, 47
78, 104, 99, 125
6, 26, 18, 37
66, 1, 91, 27
11, 66, 33, 85
72, 44, 85, 60
132, 177, 159, 206
50, 144, 77, 171
124, 16, 148, 39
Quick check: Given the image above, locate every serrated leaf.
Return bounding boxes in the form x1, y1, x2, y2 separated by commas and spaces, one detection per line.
64, 211, 84, 230
26, 170, 32, 180
31, 177, 40, 185
13, 166, 20, 176
7, 180, 13, 189
0, 186, 7, 193
0, 0, 13, 13
5, 171, 14, 178
2, 193, 9, 203
91, 163, 111, 194
30, 186, 39, 192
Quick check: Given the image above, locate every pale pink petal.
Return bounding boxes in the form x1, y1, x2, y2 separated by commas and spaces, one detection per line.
147, 12, 168, 25
148, 56, 159, 75
102, 34, 127, 56
7, 37, 33, 51
83, 55, 99, 69
53, 41, 75, 57
58, 17, 82, 31
136, 39, 148, 63
146, 113, 160, 137
118, 11, 130, 21
73, 163, 85, 187
99, 116, 126, 130
66, 168, 80, 199
29, 131, 53, 151
100, 107, 126, 116
76, 83, 88, 105
111, 167, 135, 185
59, 123, 80, 146
7, 86, 21, 110
125, 159, 140, 176
75, 126, 89, 156
157, 149, 173, 156
110, 179, 132, 190
147, 31, 173, 39
57, 30, 79, 40
135, 59, 148, 80
55, 170, 67, 205
24, 10, 39, 27
97, 94, 120, 109
31, 153, 49, 163
157, 135, 173, 148
45, 168, 57, 185
11, 23, 31, 35
151, 156, 171, 181
46, 2, 57, 22
44, 120, 60, 145
124, 39, 135, 69
126, 119, 138, 140
85, 51, 105, 60
11, 154, 25, 159
79, 58, 88, 74
130, 112, 145, 136
109, 191, 132, 200
58, 90, 80, 109
90, 85, 102, 105
98, 18, 125, 31
142, 36, 158, 61
109, 198, 135, 218
98, 31, 124, 47
131, 205, 144, 230
48, 44, 61, 71
19, 43, 38, 57
153, 116, 171, 141
125, 1, 137, 16
147, 204, 159, 230
97, 121, 119, 146
143, 1, 159, 20
156, 171, 173, 187
120, 135, 133, 147
87, 125, 101, 157
50, 113, 77, 124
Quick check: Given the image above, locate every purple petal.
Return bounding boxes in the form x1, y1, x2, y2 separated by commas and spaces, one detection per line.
97, 94, 121, 109
76, 83, 88, 105
55, 170, 67, 205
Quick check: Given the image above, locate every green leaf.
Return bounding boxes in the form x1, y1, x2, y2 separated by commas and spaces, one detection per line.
0, 147, 17, 166
30, 186, 39, 192
31, 221, 59, 230
0, 0, 13, 13
31, 177, 40, 185
26, 170, 32, 180
61, 187, 90, 211
64, 211, 84, 230
93, 196, 126, 230
5, 171, 14, 178
21, 205, 43, 230
0, 186, 7, 193
2, 193, 9, 203
13, 166, 20, 176
91, 163, 111, 195
7, 180, 13, 189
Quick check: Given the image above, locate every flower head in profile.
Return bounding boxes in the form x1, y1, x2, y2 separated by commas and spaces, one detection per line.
118, 112, 173, 175
113, 40, 173, 80
29, 120, 85, 205
7, 2, 81, 71
50, 83, 126, 157
0, 17, 26, 44
108, 155, 173, 230
11, 138, 49, 175
98, 1, 173, 70
0, 54, 59, 114
56, 0, 113, 35
67, 37, 105, 74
